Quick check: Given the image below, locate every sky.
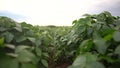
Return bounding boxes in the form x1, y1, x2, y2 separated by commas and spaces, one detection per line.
0, 0, 120, 26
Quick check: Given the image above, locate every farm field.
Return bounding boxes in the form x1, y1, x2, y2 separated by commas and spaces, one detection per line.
0, 11, 120, 68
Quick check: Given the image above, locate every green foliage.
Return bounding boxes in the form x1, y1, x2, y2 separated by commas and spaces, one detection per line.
0, 37, 4, 47
69, 11, 120, 68
0, 16, 50, 68
0, 57, 18, 68
113, 31, 120, 42
41, 59, 48, 68
115, 45, 120, 59
68, 53, 105, 68
0, 11, 120, 68
21, 63, 37, 68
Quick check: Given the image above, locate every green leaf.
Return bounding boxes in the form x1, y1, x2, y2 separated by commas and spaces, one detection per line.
17, 50, 32, 62
14, 27, 22, 32
93, 39, 108, 54
41, 59, 48, 68
15, 46, 37, 64
35, 39, 41, 46
80, 39, 93, 52
104, 34, 112, 41
0, 57, 18, 68
17, 50, 37, 64
72, 55, 86, 67
35, 47, 42, 57
14, 23, 22, 32
21, 63, 37, 68
16, 36, 26, 42
26, 30, 34, 36
115, 45, 120, 56
86, 53, 97, 63
113, 31, 120, 42
77, 25, 86, 34
72, 20, 77, 25
97, 12, 106, 22
69, 53, 105, 68
6, 53, 18, 58
93, 31, 101, 39
0, 27, 7, 31
5, 44, 15, 49
27, 37, 36, 43
3, 32, 14, 43
104, 11, 112, 16
86, 62, 105, 68
68, 65, 82, 68
43, 53, 49, 58
0, 37, 4, 47
15, 45, 31, 53
99, 55, 115, 63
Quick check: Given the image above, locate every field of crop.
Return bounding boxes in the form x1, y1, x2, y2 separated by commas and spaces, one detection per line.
0, 11, 120, 68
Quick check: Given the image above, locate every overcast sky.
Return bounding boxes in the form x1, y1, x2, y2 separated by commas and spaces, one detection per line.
0, 0, 120, 26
